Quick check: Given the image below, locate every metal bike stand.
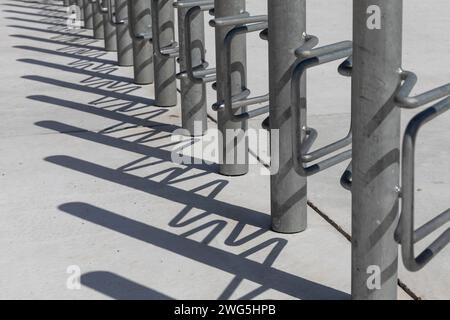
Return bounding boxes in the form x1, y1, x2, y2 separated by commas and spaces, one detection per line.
151, 0, 178, 107
173, 0, 212, 136
393, 29, 450, 273
212, 0, 248, 176
267, 1, 307, 233
96, 0, 117, 51
83, 0, 93, 29
351, 0, 403, 300
127, 0, 154, 85
89, 0, 104, 39
108, 0, 134, 66
272, 0, 352, 234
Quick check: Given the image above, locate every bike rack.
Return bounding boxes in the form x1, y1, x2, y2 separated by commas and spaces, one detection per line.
106, 0, 134, 66
394, 70, 450, 272
126, 0, 154, 85
35, 0, 450, 301
290, 40, 352, 177
208, 0, 260, 177
351, 0, 404, 300
173, 0, 211, 136
96, 0, 117, 51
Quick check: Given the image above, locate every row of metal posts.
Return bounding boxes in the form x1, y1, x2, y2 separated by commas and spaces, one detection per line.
60, 0, 449, 300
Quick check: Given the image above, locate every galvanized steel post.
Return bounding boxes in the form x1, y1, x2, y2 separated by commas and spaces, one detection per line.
268, 0, 307, 233
176, 0, 208, 136
114, 0, 134, 66
91, 0, 104, 39
98, 0, 117, 51
351, 0, 403, 300
127, 0, 154, 85
83, 0, 93, 29
151, 0, 178, 107
214, 0, 248, 176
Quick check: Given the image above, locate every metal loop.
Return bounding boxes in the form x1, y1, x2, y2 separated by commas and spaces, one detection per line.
217, 19, 269, 122
291, 41, 353, 176
396, 70, 450, 109
395, 96, 450, 272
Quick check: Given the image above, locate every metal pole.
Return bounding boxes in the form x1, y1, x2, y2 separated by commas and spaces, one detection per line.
100, 1, 117, 51
352, 0, 402, 300
77, 0, 85, 21
152, 0, 178, 107
128, 0, 154, 85
177, 0, 207, 136
83, 0, 93, 29
268, 0, 307, 233
214, 0, 248, 176
115, 0, 133, 66
91, 0, 104, 39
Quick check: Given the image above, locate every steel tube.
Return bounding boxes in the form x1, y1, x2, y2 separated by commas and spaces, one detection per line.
98, 0, 117, 51
214, 0, 248, 176
268, 0, 306, 233
177, 0, 208, 136
351, 0, 403, 300
91, 0, 104, 39
128, 0, 154, 85
114, 0, 133, 66
83, 0, 93, 29
152, 0, 178, 107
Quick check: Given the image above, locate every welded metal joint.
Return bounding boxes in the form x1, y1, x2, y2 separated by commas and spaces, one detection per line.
291, 40, 353, 177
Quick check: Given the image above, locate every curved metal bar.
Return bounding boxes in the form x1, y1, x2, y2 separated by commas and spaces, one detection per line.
210, 13, 265, 27
213, 93, 269, 111
291, 42, 353, 176
396, 70, 450, 109
294, 33, 320, 58
174, 0, 214, 9
182, 5, 216, 84
338, 56, 352, 77
340, 162, 352, 191
395, 96, 450, 272
221, 20, 269, 122
151, 0, 179, 58
259, 28, 268, 41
